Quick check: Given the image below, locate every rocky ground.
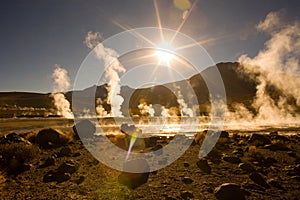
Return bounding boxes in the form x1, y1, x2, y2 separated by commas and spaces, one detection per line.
0, 125, 299, 200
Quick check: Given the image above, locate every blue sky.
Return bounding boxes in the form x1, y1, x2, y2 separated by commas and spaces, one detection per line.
0, 0, 299, 93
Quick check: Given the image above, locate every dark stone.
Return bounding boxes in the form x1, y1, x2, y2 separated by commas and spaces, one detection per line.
295, 165, 300, 176
43, 170, 71, 183
263, 144, 291, 151
180, 191, 194, 200
269, 131, 278, 136
35, 128, 67, 149
287, 151, 297, 158
214, 183, 248, 200
223, 156, 242, 164
183, 162, 190, 167
220, 131, 229, 138
39, 156, 55, 168
75, 176, 85, 184
239, 163, 255, 173
182, 177, 193, 184
0, 133, 31, 145
73, 119, 96, 140
152, 144, 163, 156
268, 179, 284, 190
118, 159, 150, 189
57, 161, 77, 174
232, 148, 244, 157
249, 172, 270, 188
58, 147, 72, 157
207, 149, 222, 164
248, 134, 271, 146
196, 159, 211, 174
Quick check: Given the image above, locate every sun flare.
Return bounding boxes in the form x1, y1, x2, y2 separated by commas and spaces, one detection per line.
155, 41, 176, 64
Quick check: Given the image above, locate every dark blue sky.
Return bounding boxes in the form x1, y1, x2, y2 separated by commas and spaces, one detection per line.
0, 0, 299, 92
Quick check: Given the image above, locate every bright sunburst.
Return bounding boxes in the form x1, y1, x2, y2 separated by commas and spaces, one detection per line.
155, 41, 176, 65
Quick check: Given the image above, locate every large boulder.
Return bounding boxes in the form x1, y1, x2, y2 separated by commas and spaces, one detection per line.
73, 119, 96, 140
196, 159, 211, 174
248, 134, 271, 146
118, 159, 150, 189
35, 128, 68, 149
214, 183, 249, 200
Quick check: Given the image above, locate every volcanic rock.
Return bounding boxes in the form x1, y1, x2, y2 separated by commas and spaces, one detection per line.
73, 119, 96, 140
239, 163, 255, 173
223, 156, 242, 164
268, 179, 284, 190
180, 191, 194, 200
249, 172, 270, 188
220, 131, 229, 138
39, 156, 55, 168
263, 143, 291, 151
214, 183, 248, 200
43, 170, 71, 183
0, 133, 31, 145
248, 134, 271, 146
57, 161, 77, 174
35, 128, 67, 148
196, 159, 211, 174
182, 177, 193, 184
118, 159, 150, 189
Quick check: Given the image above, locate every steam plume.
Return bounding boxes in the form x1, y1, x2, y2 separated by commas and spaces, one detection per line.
51, 65, 74, 118
84, 31, 126, 117
175, 87, 193, 117
233, 11, 300, 125
138, 102, 155, 117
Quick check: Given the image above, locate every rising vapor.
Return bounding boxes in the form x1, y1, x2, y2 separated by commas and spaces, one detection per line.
232, 11, 300, 125
51, 65, 74, 119
84, 31, 126, 117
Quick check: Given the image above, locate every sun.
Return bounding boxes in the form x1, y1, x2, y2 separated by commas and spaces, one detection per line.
155, 41, 176, 64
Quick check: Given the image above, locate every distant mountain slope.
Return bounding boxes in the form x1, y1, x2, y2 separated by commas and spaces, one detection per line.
0, 62, 258, 117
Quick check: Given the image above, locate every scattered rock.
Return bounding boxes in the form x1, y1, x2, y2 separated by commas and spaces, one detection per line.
118, 159, 150, 189
182, 177, 193, 184
58, 147, 72, 157
152, 144, 163, 156
248, 134, 271, 146
180, 191, 194, 200
263, 144, 291, 151
220, 131, 229, 138
287, 151, 297, 158
239, 163, 255, 173
35, 128, 68, 149
57, 161, 77, 174
268, 179, 284, 190
249, 172, 269, 188
223, 156, 242, 164
39, 156, 55, 168
269, 131, 278, 137
75, 176, 85, 185
214, 183, 248, 200
43, 170, 71, 183
0, 133, 31, 145
232, 147, 244, 157
73, 119, 96, 140
207, 149, 222, 163
196, 159, 211, 174
183, 162, 190, 168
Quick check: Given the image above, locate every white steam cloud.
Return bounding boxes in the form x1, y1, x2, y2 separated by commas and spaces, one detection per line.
175, 87, 193, 117
85, 31, 126, 117
138, 102, 155, 117
230, 11, 300, 126
51, 65, 74, 119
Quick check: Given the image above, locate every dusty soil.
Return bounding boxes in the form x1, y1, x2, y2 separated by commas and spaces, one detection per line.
0, 129, 300, 200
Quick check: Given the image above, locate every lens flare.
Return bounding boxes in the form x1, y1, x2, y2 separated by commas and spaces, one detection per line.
155, 41, 176, 64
